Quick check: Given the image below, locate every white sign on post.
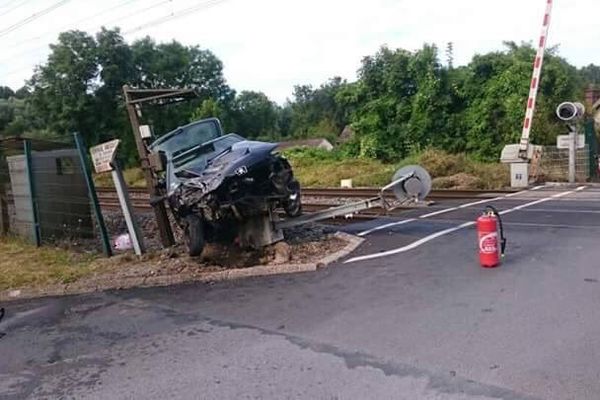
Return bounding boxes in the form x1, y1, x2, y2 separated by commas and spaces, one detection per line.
557, 134, 585, 149
90, 139, 120, 173
89, 139, 145, 255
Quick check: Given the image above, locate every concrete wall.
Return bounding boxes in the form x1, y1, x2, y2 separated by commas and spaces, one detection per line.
6, 156, 34, 240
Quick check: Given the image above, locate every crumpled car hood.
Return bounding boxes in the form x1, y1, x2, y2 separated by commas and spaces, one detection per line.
174, 140, 278, 196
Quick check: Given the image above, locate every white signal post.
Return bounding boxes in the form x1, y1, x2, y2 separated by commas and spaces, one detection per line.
518, 0, 554, 158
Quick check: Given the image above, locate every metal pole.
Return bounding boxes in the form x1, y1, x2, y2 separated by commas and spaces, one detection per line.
23, 140, 41, 246
0, 196, 8, 235
74, 133, 113, 257
569, 129, 577, 184
122, 85, 174, 247
111, 162, 145, 255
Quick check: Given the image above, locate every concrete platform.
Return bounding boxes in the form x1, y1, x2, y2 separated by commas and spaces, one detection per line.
2, 185, 600, 399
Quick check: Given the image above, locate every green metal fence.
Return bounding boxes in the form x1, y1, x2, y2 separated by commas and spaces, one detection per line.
0, 136, 111, 256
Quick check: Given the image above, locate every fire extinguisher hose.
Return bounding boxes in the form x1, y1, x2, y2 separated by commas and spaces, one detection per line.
485, 205, 507, 257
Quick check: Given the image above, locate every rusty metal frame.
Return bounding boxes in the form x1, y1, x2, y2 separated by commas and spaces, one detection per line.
122, 85, 199, 247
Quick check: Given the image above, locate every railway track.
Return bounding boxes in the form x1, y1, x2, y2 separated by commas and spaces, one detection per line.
96, 187, 517, 213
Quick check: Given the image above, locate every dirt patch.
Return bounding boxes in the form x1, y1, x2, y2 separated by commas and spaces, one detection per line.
0, 229, 355, 301
90, 235, 347, 282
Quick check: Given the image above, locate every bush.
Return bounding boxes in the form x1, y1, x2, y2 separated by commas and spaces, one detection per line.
418, 149, 467, 178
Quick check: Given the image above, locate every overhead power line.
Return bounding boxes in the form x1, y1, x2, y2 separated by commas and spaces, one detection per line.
0, 0, 20, 8
123, 0, 228, 35
99, 0, 173, 32
1, 0, 223, 64
0, 0, 31, 17
3, 0, 144, 51
1, 0, 230, 81
0, 0, 70, 38
1, 0, 172, 59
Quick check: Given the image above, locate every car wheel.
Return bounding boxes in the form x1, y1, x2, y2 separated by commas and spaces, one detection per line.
185, 215, 205, 257
283, 179, 302, 218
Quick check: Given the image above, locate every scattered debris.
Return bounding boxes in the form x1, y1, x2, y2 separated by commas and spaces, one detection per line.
114, 233, 133, 251
270, 242, 292, 265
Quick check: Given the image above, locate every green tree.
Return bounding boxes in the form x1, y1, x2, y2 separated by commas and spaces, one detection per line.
28, 30, 99, 142
288, 77, 350, 139
277, 104, 293, 137
0, 99, 15, 134
233, 91, 277, 138
461, 43, 579, 159
0, 87, 14, 99
348, 45, 459, 159
129, 37, 234, 138
579, 64, 600, 86
22, 29, 234, 165
94, 27, 136, 162
14, 86, 30, 99
190, 98, 237, 133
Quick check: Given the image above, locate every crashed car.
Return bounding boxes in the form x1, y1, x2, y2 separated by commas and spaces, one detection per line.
149, 118, 302, 256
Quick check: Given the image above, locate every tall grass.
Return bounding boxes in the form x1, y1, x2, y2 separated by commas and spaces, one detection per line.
284, 147, 509, 189
93, 147, 510, 190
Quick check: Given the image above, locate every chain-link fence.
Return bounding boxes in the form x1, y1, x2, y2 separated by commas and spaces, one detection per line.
0, 136, 110, 253
534, 145, 591, 183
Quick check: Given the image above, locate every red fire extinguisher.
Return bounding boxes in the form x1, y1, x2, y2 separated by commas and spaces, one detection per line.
477, 206, 506, 268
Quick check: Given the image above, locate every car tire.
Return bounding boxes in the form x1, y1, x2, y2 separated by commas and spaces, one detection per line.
283, 179, 302, 218
185, 215, 205, 257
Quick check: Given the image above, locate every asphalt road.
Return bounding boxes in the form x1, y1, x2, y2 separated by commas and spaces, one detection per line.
2, 186, 600, 399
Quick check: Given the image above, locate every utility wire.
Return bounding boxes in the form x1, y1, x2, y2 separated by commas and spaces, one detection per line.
0, 0, 31, 17
0, 0, 173, 55
4, 0, 143, 49
0, 0, 70, 38
1, 0, 229, 80
3, 0, 143, 51
0, 0, 20, 8
123, 0, 227, 35
98, 0, 172, 32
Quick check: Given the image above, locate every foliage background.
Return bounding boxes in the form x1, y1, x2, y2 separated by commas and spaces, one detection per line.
1, 29, 598, 165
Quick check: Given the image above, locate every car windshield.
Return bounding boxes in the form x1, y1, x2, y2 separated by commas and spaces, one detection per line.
172, 134, 244, 173
153, 120, 221, 158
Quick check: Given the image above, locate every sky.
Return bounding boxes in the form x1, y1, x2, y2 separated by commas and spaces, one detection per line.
0, 0, 598, 103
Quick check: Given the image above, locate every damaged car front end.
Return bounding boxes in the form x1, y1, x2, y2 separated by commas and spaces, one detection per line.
150, 118, 301, 256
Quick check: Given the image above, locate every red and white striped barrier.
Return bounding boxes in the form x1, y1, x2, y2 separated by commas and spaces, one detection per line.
519, 0, 554, 157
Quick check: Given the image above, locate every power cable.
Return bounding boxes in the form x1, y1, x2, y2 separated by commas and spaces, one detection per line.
0, 0, 20, 8
98, 0, 172, 33
0, 0, 71, 38
123, 0, 227, 35
1, 0, 230, 80
3, 0, 143, 51
0, 0, 172, 62
0, 0, 31, 17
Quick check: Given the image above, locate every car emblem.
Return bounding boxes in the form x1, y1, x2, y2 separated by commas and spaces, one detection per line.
235, 166, 248, 176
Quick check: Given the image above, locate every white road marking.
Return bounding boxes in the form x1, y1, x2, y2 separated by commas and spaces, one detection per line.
358, 185, 544, 237
419, 207, 460, 218
345, 186, 585, 263
500, 186, 585, 215
510, 208, 600, 214
357, 219, 416, 237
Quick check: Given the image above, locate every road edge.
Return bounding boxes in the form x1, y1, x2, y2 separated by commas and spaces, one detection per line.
0, 232, 364, 303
